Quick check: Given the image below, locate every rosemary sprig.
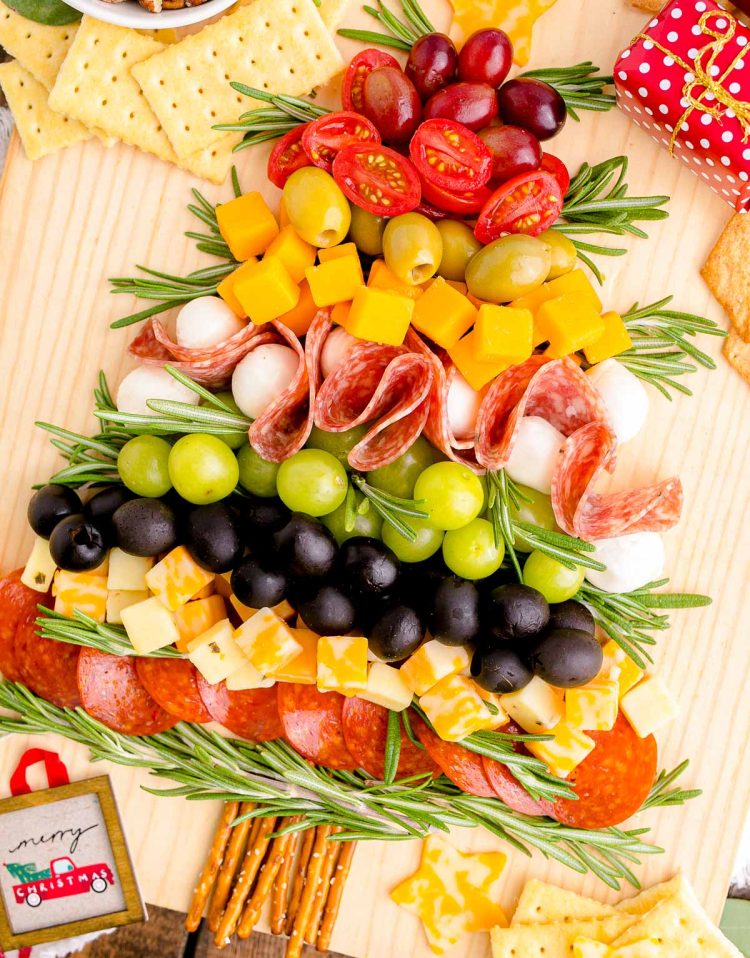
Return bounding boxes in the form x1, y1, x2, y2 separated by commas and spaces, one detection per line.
383, 710, 402, 786
337, 0, 435, 51
521, 63, 615, 121
351, 474, 427, 542
215, 84, 331, 149
641, 760, 702, 811
36, 608, 183, 659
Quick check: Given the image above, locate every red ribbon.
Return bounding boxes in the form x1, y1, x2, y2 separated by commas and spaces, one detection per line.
9, 748, 69, 797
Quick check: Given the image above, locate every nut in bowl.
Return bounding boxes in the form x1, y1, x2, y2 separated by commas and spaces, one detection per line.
64, 0, 236, 28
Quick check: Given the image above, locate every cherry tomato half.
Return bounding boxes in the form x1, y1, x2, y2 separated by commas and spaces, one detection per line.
540, 152, 571, 197
267, 124, 311, 189
410, 118, 492, 193
302, 111, 381, 173
419, 174, 491, 216
475, 170, 564, 243
332, 144, 421, 217
342, 48, 401, 113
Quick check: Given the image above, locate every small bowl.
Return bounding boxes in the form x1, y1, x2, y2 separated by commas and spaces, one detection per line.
64, 0, 237, 30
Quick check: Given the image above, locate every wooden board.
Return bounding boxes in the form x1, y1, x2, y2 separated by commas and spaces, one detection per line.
0, 1, 749, 955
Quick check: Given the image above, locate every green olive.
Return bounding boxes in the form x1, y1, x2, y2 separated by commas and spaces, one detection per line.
465, 235, 552, 304
538, 229, 577, 280
382, 212, 443, 286
282, 168, 351, 248
436, 220, 482, 282
349, 204, 387, 257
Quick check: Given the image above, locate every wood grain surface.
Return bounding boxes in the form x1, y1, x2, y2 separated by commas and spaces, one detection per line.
0, 2, 749, 956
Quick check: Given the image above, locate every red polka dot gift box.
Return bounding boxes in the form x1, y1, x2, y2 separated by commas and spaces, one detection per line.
614, 0, 750, 211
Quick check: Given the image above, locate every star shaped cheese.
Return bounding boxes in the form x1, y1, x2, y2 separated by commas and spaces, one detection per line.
390, 834, 508, 955
450, 0, 559, 65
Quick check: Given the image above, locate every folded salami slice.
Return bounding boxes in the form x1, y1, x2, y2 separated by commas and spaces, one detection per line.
136, 658, 211, 724
15, 608, 81, 709
304, 308, 335, 394
197, 677, 283, 741
412, 715, 496, 797
277, 684, 358, 770
314, 341, 433, 471
341, 699, 439, 780
552, 420, 683, 541
0, 570, 44, 683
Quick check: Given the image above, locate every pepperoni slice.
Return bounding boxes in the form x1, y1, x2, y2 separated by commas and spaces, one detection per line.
0, 570, 45, 682
411, 715, 495, 797
77, 649, 178, 736
341, 699, 439, 780
551, 713, 657, 829
480, 722, 555, 816
15, 609, 81, 709
197, 677, 283, 741
135, 658, 211, 724
276, 684, 358, 770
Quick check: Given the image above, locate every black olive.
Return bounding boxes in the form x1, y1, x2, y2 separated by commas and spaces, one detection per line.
48, 515, 107, 572
471, 646, 532, 694
83, 486, 135, 545
548, 600, 595, 636
27, 485, 82, 539
239, 494, 291, 550
483, 583, 549, 645
528, 628, 603, 688
112, 498, 179, 557
368, 604, 425, 662
397, 554, 451, 617
185, 502, 244, 573
231, 556, 289, 609
429, 576, 480, 646
273, 515, 337, 579
339, 537, 400, 597
299, 585, 357, 635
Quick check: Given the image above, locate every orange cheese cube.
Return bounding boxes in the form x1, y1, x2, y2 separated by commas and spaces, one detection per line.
330, 301, 352, 326
411, 277, 478, 349
546, 269, 602, 311
233, 258, 300, 326
583, 311, 633, 365
269, 629, 318, 684
317, 635, 369, 694
305, 256, 364, 307
279, 198, 291, 228
419, 674, 493, 742
216, 191, 279, 261
145, 545, 215, 612
277, 279, 319, 337
216, 258, 256, 318
234, 608, 303, 675
53, 570, 107, 623
192, 579, 216, 600
343, 287, 414, 346
474, 304, 533, 364
601, 640, 644, 697
400, 639, 472, 696
318, 242, 359, 263
536, 293, 606, 358
264, 226, 317, 283
447, 330, 508, 391
368, 259, 424, 300
174, 595, 228, 652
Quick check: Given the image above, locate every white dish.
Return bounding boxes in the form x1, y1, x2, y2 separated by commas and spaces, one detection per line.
64, 0, 237, 30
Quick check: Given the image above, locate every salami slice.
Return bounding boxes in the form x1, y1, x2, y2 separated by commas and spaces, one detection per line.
276, 684, 358, 770
0, 570, 45, 682
15, 609, 81, 709
196, 677, 283, 741
552, 421, 683, 541
480, 722, 555, 816
552, 713, 657, 829
304, 308, 335, 394
341, 699, 439, 780
77, 649, 178, 735
411, 715, 496, 797
135, 658, 211, 724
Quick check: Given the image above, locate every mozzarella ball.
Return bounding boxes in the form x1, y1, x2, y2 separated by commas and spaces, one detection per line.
116, 365, 201, 416
447, 371, 482, 440
586, 359, 649, 444
175, 296, 246, 350
321, 327, 359, 379
232, 344, 299, 419
585, 532, 665, 594
505, 416, 565, 494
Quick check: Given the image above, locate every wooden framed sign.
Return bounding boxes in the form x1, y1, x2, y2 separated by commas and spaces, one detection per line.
0, 775, 145, 949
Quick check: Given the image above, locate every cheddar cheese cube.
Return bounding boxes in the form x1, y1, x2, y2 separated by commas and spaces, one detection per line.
368, 259, 424, 300
21, 536, 57, 593
107, 548, 154, 592
269, 629, 318, 684
121, 595, 180, 654
229, 594, 295, 624
173, 595, 228, 652
583, 311, 633, 365
474, 686, 510, 730
400, 639, 472, 696
277, 279, 318, 337
217, 258, 257, 318
264, 226, 317, 283
53, 570, 107, 622
474, 304, 533, 364
343, 287, 414, 346
233, 258, 300, 326
411, 277, 478, 349
234, 608, 303, 676
601, 641, 644, 697
106, 590, 149, 625
216, 191, 279, 261
318, 242, 359, 263
145, 546, 214, 612
620, 675, 678, 738
317, 635, 368, 694
419, 674, 493, 742
330, 301, 351, 327
566, 678, 619, 732
361, 662, 414, 711
526, 721, 595, 778
226, 661, 276, 691
546, 269, 603, 311
188, 619, 248, 685
192, 580, 216, 601
536, 293, 606, 358
447, 330, 508, 391
500, 676, 564, 732
279, 198, 291, 228
305, 256, 364, 307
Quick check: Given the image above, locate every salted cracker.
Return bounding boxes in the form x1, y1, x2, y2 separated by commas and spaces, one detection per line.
512, 880, 619, 925
0, 0, 77, 90
131, 0, 344, 159
616, 874, 687, 916
490, 915, 638, 958
702, 213, 750, 341
723, 327, 750, 382
0, 60, 92, 161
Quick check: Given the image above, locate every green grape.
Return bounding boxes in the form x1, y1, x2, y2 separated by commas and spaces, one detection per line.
306, 424, 370, 470
522, 550, 585, 604
209, 391, 248, 449
117, 435, 172, 498
168, 434, 239, 505
442, 518, 504, 580
509, 485, 560, 552
276, 449, 348, 517
383, 517, 443, 563
367, 437, 439, 499
413, 461, 485, 531
237, 442, 279, 498
322, 497, 383, 544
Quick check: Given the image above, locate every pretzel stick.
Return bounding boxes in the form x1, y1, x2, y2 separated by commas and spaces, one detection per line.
237, 817, 299, 938
305, 828, 342, 944
317, 841, 357, 953
286, 825, 333, 958
185, 801, 239, 932
207, 802, 255, 932
270, 826, 301, 935
214, 816, 277, 948
283, 825, 316, 935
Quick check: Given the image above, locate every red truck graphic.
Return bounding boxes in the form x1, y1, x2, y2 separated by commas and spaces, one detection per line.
5, 857, 114, 908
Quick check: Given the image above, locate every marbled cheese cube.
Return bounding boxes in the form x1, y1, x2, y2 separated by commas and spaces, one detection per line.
474, 686, 510, 731
121, 595, 180, 654
565, 679, 619, 732
21, 536, 57, 593
400, 639, 472, 696
173, 595, 227, 652
620, 675, 678, 739
188, 619, 248, 685
229, 594, 296, 623
526, 721, 595, 779
53, 570, 107, 623
317, 635, 368, 695
601, 640, 644, 698
359, 662, 413, 711
419, 674, 493, 742
269, 630, 318, 685
145, 546, 214, 611
234, 608, 303, 676
107, 548, 154, 592
106, 590, 150, 625
500, 676, 564, 732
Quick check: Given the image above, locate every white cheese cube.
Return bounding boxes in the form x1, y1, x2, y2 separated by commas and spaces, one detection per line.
565, 678, 619, 732
620, 675, 678, 739
106, 590, 150, 625
399, 639, 472, 696
505, 416, 565, 495
226, 661, 276, 691
586, 358, 649, 444
500, 676, 564, 732
121, 595, 180, 653
317, 636, 368, 695
234, 608, 302, 676
360, 662, 414, 711
419, 674, 493, 742
188, 619, 249, 685
526, 721, 595, 779
107, 548, 154, 591
21, 536, 57, 593
54, 570, 108, 623
585, 532, 665, 595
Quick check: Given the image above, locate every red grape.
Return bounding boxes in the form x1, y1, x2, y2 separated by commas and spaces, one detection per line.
362, 66, 422, 144
497, 78, 567, 141
457, 28, 513, 87
405, 32, 458, 101
479, 124, 542, 183
424, 82, 498, 131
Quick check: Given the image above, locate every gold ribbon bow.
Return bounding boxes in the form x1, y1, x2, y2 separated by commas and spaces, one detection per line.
635, 8, 750, 154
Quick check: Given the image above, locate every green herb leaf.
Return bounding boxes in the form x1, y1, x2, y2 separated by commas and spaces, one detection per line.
520, 62, 616, 121
383, 711, 402, 785
5, 0, 81, 25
